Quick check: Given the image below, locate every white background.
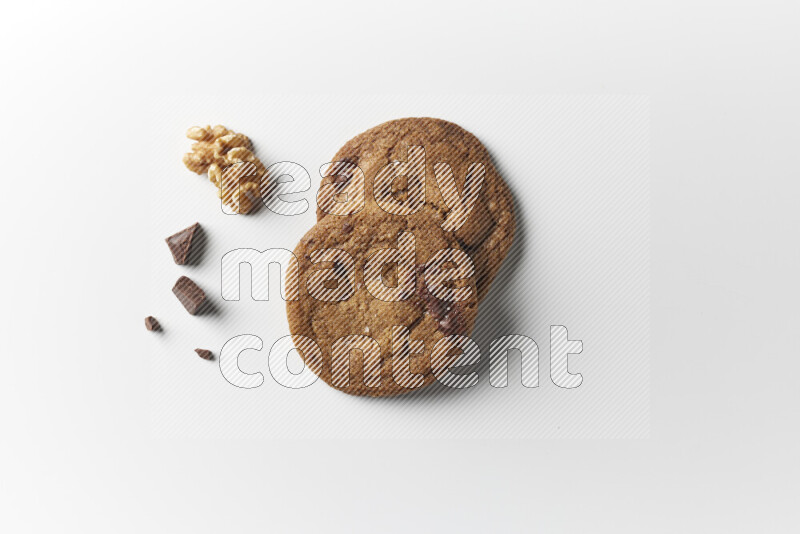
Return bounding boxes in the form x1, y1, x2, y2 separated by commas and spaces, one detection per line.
1, 0, 798, 532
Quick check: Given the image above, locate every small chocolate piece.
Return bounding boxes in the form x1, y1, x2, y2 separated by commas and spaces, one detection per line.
195, 348, 213, 360
144, 316, 161, 331
165, 223, 200, 265
172, 276, 206, 315
341, 222, 353, 233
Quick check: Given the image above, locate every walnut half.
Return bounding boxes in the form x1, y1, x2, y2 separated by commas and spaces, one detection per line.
182, 125, 265, 214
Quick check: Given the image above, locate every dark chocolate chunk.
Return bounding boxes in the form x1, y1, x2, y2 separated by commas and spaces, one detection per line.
438, 305, 465, 336
165, 223, 200, 265
342, 222, 353, 233
427, 299, 451, 321
144, 316, 161, 331
172, 276, 206, 315
195, 348, 213, 360
413, 263, 465, 335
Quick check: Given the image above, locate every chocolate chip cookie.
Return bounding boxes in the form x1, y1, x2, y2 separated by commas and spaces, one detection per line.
316, 117, 515, 301
286, 208, 479, 397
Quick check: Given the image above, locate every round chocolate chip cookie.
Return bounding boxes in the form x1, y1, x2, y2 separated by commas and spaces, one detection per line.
316, 117, 515, 301
286, 208, 479, 397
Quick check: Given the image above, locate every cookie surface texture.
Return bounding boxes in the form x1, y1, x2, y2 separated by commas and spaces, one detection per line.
316, 117, 515, 301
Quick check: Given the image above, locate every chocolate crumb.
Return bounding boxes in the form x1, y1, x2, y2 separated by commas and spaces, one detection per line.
144, 316, 161, 331
195, 348, 213, 360
342, 222, 353, 233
